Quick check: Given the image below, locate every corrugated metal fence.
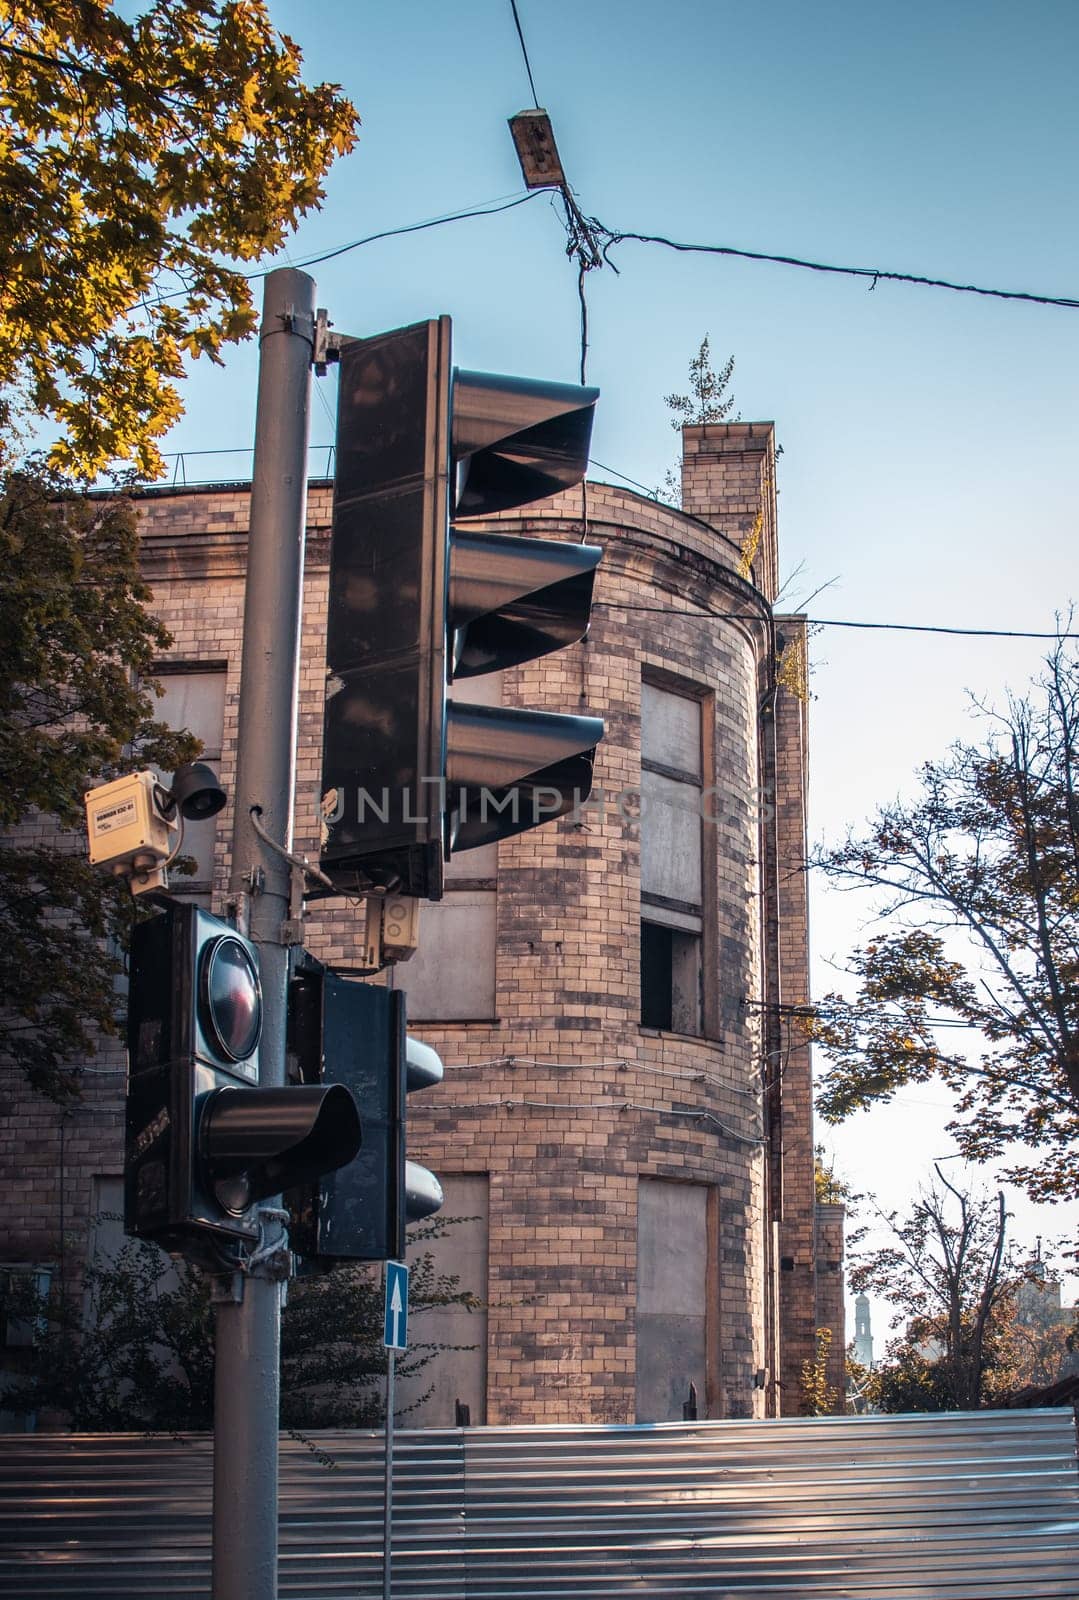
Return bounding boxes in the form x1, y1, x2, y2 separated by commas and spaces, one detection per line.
2, 1409, 1078, 1598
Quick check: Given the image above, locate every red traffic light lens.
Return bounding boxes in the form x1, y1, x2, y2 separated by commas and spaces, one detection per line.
201, 936, 262, 1063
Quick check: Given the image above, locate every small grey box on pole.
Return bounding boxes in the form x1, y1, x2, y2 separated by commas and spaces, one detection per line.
213, 266, 317, 1600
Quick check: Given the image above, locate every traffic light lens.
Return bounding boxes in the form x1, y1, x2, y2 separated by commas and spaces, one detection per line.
201, 937, 263, 1062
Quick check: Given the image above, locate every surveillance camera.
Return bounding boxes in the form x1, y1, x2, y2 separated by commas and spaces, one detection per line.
84, 770, 178, 892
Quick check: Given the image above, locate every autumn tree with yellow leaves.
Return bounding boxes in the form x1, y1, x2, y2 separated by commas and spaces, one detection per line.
0, 2, 358, 1098
0, 0, 359, 477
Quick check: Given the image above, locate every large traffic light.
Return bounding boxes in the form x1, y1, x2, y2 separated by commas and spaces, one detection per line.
316, 317, 604, 901
125, 903, 361, 1260
286, 958, 443, 1266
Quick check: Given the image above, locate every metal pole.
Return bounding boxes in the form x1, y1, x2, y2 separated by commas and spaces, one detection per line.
383, 1334, 396, 1600
214, 267, 316, 1600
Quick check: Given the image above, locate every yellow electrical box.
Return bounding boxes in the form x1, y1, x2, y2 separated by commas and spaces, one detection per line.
84, 770, 175, 871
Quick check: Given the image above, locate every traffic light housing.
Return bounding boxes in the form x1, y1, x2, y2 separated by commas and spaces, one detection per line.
316, 317, 604, 901
125, 902, 361, 1261
286, 958, 443, 1267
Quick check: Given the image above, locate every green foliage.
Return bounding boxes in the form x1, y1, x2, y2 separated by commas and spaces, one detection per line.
0, 465, 200, 1099
799, 1326, 838, 1415
1, 1220, 478, 1430
654, 334, 738, 505
281, 1225, 479, 1429
868, 1339, 958, 1413
0, 470, 194, 822
813, 1144, 852, 1205
808, 638, 1079, 1201
1, 1239, 216, 1429
852, 1169, 1024, 1411
865, 1297, 1075, 1414
664, 335, 737, 430
844, 1345, 872, 1413
0, 0, 358, 477
851, 1170, 1077, 1412
1003, 1295, 1079, 1391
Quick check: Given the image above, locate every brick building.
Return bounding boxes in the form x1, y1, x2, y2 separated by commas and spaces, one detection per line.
0, 421, 842, 1424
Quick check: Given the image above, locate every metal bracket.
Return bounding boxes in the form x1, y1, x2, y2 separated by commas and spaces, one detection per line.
313, 308, 344, 375
225, 893, 252, 938
210, 1271, 246, 1306
276, 302, 317, 345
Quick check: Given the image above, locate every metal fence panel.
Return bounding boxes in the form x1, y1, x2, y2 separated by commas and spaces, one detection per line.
1, 1409, 1077, 1598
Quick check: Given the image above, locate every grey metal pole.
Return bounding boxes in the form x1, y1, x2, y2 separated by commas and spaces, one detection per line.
383, 1338, 396, 1600
214, 267, 317, 1600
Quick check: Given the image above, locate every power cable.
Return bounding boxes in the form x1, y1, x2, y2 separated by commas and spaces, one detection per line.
3, 508, 1070, 643
744, 998, 994, 1031
597, 222, 1079, 312
134, 193, 545, 312
588, 457, 664, 497
507, 0, 541, 108
270, 191, 543, 275
449, 1095, 764, 1145
595, 602, 1079, 641
6, 27, 1076, 319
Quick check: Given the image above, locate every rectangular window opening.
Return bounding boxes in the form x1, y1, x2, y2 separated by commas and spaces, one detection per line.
640, 920, 702, 1035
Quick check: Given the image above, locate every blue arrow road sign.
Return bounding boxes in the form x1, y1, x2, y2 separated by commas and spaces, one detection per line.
384, 1261, 409, 1350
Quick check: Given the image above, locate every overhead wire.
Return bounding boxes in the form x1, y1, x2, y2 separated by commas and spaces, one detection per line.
242, 183, 1079, 318
588, 458, 664, 496
743, 998, 997, 1031
596, 223, 1079, 312
133, 193, 546, 312
92, 429, 1079, 645
507, 0, 541, 109
448, 1095, 764, 1145
594, 602, 1079, 642
501, 0, 601, 551
445, 1052, 763, 1097
6, 23, 1077, 317
270, 191, 544, 275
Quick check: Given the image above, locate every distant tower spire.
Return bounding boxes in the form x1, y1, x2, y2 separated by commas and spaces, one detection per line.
854, 1292, 874, 1370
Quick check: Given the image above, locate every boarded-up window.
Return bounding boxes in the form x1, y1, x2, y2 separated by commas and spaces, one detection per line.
392, 891, 496, 1020
636, 1178, 709, 1423
396, 1175, 489, 1426
640, 678, 705, 1034
152, 665, 227, 901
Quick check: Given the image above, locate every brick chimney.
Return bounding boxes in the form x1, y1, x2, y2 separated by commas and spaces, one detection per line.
680, 422, 779, 601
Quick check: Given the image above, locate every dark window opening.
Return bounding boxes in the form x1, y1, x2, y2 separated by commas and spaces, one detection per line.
640, 920, 702, 1035
641, 922, 673, 1030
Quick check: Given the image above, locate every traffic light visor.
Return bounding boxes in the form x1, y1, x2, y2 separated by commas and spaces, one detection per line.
449, 531, 601, 678
452, 371, 598, 517
200, 1083, 362, 1210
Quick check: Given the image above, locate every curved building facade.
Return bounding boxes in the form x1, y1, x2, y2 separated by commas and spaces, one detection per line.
312, 422, 830, 1424
0, 422, 838, 1427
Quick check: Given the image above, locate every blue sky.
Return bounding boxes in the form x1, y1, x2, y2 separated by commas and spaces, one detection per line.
160, 0, 1079, 1298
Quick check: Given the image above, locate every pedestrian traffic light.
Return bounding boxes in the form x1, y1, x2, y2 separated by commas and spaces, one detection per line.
125, 902, 361, 1261
316, 316, 604, 902
286, 957, 443, 1267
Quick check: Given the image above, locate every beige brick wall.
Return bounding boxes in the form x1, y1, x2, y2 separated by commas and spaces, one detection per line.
815, 1202, 847, 1406
1, 434, 828, 1423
